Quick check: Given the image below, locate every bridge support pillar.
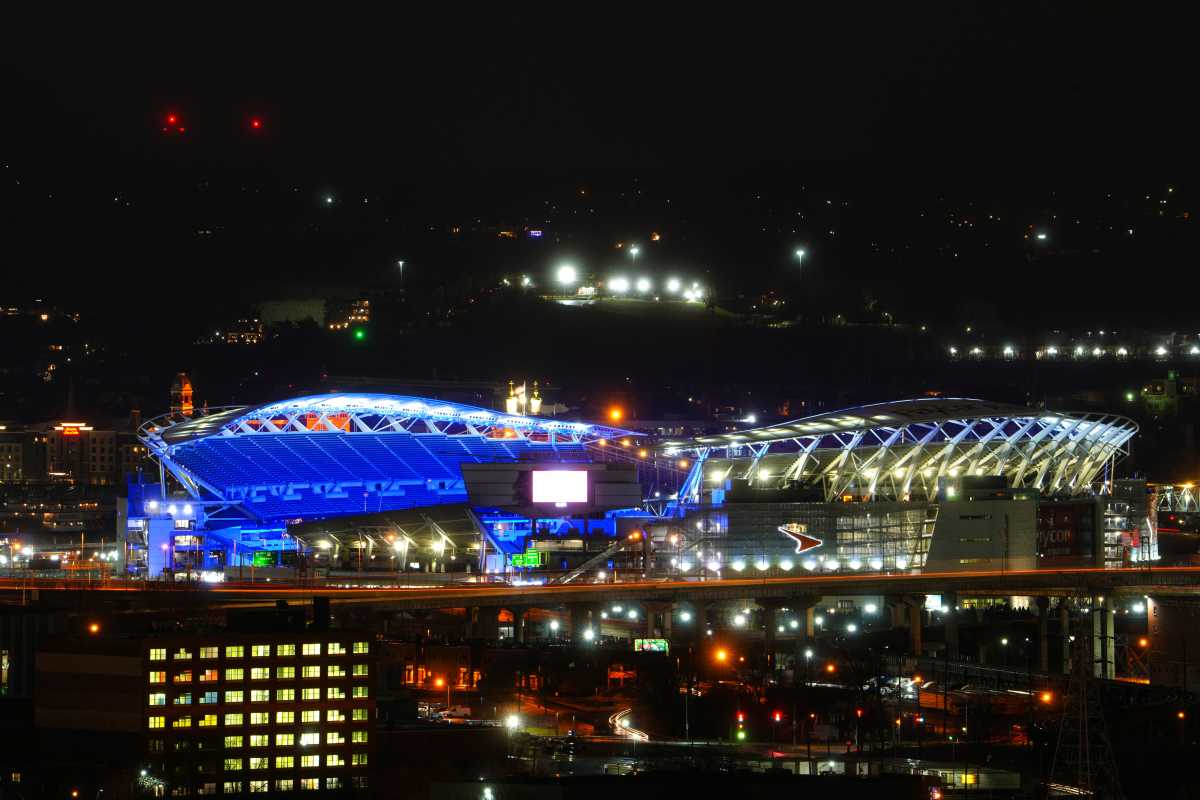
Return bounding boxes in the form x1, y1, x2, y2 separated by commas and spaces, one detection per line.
1092, 598, 1115, 680
909, 604, 923, 657
570, 604, 590, 642
758, 599, 787, 671
1059, 601, 1072, 674
644, 602, 673, 640
511, 607, 528, 644
943, 592, 959, 661
1036, 597, 1050, 673
470, 606, 500, 640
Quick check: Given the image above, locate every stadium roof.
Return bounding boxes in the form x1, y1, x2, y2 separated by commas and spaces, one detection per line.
142, 393, 634, 448
665, 398, 1138, 503
660, 398, 1040, 450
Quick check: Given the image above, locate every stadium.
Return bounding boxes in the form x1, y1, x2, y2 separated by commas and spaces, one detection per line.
125, 395, 1149, 581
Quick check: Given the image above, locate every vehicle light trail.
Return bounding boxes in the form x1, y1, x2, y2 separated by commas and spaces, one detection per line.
609, 708, 649, 742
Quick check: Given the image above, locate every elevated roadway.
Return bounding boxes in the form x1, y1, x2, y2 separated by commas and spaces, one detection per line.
3, 565, 1199, 612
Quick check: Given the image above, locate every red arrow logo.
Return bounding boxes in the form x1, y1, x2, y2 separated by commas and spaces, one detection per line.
778, 523, 823, 554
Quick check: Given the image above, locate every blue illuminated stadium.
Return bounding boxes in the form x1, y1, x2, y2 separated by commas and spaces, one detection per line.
129, 394, 636, 576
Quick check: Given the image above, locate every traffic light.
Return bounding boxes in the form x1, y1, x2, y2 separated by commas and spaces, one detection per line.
773, 711, 782, 723
736, 712, 745, 724
353, 328, 366, 341
856, 708, 864, 718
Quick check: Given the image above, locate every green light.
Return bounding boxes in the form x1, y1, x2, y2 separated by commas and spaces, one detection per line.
354, 328, 365, 341
736, 730, 746, 740
1125, 391, 1135, 402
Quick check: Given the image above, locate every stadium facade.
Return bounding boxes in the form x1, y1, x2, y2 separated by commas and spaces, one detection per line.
125, 395, 1152, 581
126, 394, 640, 578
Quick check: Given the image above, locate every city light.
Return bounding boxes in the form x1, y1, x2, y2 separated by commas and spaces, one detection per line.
610, 276, 630, 293
715, 649, 728, 662
504, 715, 520, 730
608, 406, 623, 422
1040, 691, 1053, 704
789, 620, 799, 629
864, 603, 877, 614
734, 614, 747, 626
88, 622, 100, 634
549, 620, 559, 632
666, 277, 681, 293
627, 609, 638, 620
636, 277, 651, 293
679, 610, 692, 622
794, 248, 806, 262
846, 623, 857, 633
583, 628, 595, 641
556, 264, 578, 285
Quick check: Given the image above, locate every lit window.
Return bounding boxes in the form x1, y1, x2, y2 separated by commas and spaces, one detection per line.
225, 668, 244, 681
301, 666, 320, 679
249, 712, 269, 726
300, 778, 319, 790
327, 687, 346, 700
327, 642, 346, 655
199, 647, 219, 659
300, 710, 320, 723
275, 711, 294, 724
326, 777, 342, 790
352, 641, 369, 654
327, 664, 345, 678
149, 671, 166, 684
174, 671, 192, 684
352, 686, 368, 699
299, 732, 320, 747
299, 756, 319, 769
351, 730, 368, 744
224, 758, 243, 772
198, 714, 217, 727
301, 688, 321, 701
172, 716, 191, 728
274, 734, 294, 747
352, 708, 369, 721
173, 648, 192, 661
251, 645, 270, 658
352, 664, 368, 677
249, 780, 268, 793
149, 649, 167, 662
225, 691, 244, 704
198, 668, 219, 683
301, 643, 321, 656
275, 666, 295, 680
174, 693, 192, 705
275, 780, 294, 792
250, 690, 270, 703
223, 783, 242, 795
149, 693, 166, 706
250, 668, 270, 681
249, 735, 268, 747
224, 736, 243, 749
225, 646, 244, 659
148, 716, 165, 729
275, 689, 295, 702
224, 713, 243, 726
249, 758, 268, 771
325, 754, 344, 767
275, 756, 294, 769
351, 753, 368, 766
276, 644, 296, 657
327, 709, 345, 723
200, 691, 218, 704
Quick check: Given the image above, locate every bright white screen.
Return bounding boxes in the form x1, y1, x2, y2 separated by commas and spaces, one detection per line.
531, 470, 588, 503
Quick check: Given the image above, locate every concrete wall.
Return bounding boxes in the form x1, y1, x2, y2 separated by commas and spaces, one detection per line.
925, 499, 1037, 572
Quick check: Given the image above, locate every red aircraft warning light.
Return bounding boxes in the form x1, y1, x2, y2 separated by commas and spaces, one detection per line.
250, 118, 263, 130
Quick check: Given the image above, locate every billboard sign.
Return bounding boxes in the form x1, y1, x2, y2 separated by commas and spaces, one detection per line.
509, 550, 546, 568
634, 638, 669, 653
531, 470, 588, 504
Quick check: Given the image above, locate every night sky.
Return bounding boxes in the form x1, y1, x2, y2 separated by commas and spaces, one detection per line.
2, 8, 1196, 319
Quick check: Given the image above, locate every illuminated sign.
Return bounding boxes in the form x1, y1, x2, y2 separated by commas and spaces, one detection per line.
527, 230, 544, 238
509, 550, 545, 568
634, 638, 669, 653
251, 551, 274, 568
531, 470, 587, 504
777, 523, 823, 554
62, 427, 80, 436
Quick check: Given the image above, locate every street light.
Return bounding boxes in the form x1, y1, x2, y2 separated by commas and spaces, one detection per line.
794, 248, 806, 264
557, 264, 577, 287
666, 277, 681, 293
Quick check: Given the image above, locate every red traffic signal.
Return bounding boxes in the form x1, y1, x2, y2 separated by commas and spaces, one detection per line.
773, 711, 782, 723
856, 708, 864, 718
736, 712, 745, 723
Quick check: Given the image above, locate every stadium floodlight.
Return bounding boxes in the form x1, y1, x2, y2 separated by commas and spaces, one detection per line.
636, 277, 651, 293
666, 277, 681, 293
610, 276, 630, 293
556, 264, 577, 286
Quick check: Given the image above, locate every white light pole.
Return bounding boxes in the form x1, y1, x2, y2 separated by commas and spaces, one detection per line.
397, 260, 405, 283
794, 248, 806, 265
